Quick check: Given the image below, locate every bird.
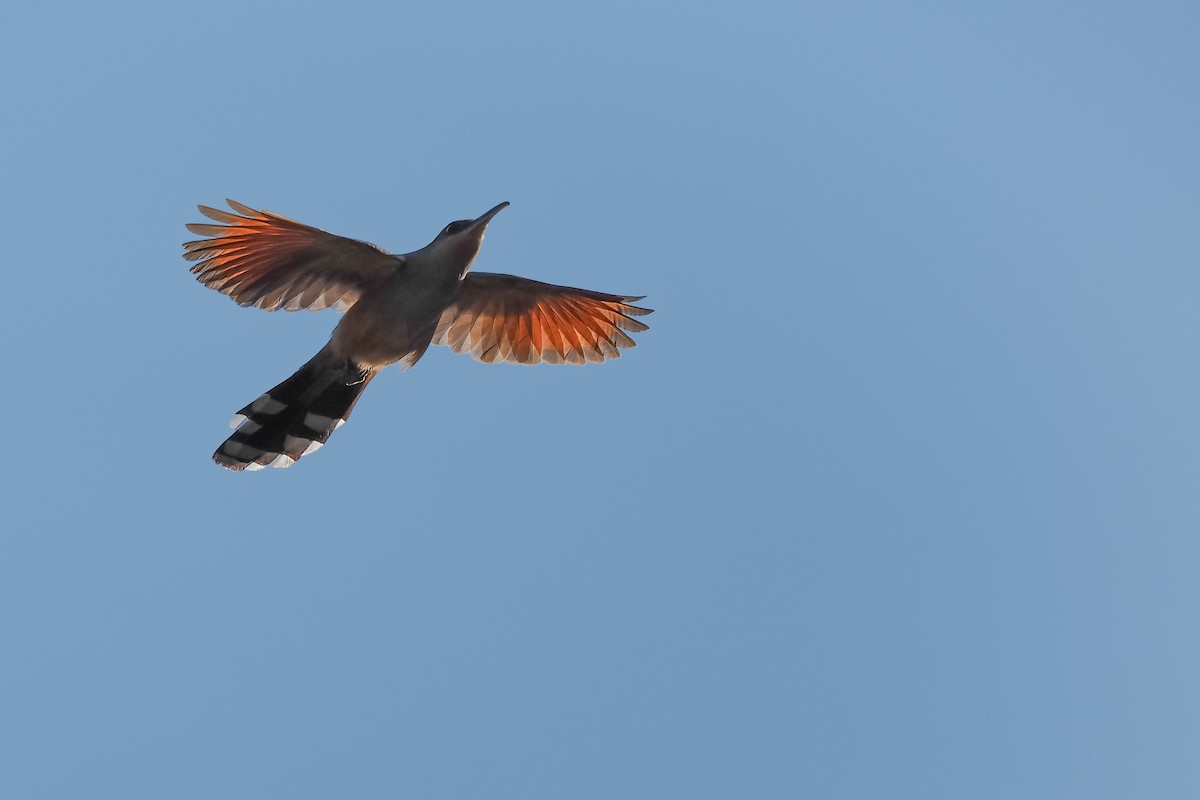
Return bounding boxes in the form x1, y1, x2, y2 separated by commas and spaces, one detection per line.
183, 199, 652, 471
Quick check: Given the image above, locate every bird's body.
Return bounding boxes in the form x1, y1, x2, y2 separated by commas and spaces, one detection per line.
331, 256, 455, 369
183, 199, 651, 470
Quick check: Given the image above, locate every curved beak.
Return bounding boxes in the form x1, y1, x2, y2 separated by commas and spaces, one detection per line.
471, 201, 509, 230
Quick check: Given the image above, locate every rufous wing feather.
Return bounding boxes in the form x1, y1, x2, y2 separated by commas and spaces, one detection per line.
183, 199, 401, 312
433, 272, 652, 365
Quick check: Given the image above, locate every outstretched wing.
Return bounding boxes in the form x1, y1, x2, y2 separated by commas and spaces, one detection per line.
183, 199, 401, 312
433, 272, 652, 365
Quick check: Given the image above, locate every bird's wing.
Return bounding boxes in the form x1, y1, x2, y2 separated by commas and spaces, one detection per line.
433, 272, 652, 365
183, 199, 401, 312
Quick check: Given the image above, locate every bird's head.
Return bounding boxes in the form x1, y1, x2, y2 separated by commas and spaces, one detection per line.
425, 201, 509, 277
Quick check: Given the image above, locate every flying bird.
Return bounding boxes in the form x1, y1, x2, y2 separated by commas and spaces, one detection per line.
183, 199, 652, 471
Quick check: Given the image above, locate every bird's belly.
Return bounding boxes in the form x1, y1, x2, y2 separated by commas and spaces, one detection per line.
331, 279, 457, 369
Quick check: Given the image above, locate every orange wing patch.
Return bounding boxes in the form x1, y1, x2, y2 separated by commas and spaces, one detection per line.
183, 199, 400, 312
434, 272, 652, 365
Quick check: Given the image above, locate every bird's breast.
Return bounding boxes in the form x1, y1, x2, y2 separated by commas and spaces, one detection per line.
331, 271, 460, 368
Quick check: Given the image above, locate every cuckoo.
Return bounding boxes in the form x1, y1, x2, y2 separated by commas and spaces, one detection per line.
183, 200, 652, 470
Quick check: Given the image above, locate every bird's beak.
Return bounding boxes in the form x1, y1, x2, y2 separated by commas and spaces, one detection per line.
470, 201, 509, 231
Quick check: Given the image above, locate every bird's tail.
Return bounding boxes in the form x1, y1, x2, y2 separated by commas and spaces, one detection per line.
214, 347, 375, 471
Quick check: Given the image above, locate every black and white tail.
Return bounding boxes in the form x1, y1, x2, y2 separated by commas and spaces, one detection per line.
214, 349, 375, 471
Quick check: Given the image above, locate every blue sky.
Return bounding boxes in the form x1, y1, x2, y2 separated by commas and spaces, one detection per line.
3, 1, 1199, 797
